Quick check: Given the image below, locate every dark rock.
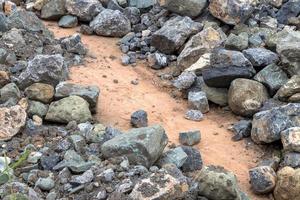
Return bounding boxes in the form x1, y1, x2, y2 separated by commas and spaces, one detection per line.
243, 48, 279, 68
225, 32, 249, 51
181, 146, 203, 172
58, 15, 78, 28
156, 147, 188, 168
161, 0, 207, 18
0, 13, 8, 32
40, 154, 61, 170
79, 25, 93, 35
128, 0, 156, 9
282, 152, 300, 168
276, 0, 300, 24
60, 33, 87, 55
41, 0, 66, 20
249, 166, 276, 194
130, 109, 148, 128
124, 7, 141, 25
188, 91, 209, 113
232, 120, 252, 141
179, 130, 201, 146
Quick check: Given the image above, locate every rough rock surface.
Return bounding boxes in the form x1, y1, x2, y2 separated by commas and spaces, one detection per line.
40, 0, 66, 20
25, 83, 54, 104
281, 127, 300, 152
249, 166, 276, 194
276, 75, 300, 102
161, 0, 207, 18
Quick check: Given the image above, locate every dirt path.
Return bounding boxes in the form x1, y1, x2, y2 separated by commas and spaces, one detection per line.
46, 22, 270, 200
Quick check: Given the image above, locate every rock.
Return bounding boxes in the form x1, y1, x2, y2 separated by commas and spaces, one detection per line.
65, 0, 103, 22
184, 110, 204, 121
276, 0, 300, 24
161, 0, 207, 18
35, 177, 55, 191
228, 79, 269, 117
58, 15, 78, 28
131, 110, 148, 128
281, 127, 300, 152
201, 82, 228, 106
128, 0, 156, 9
151, 16, 202, 54
274, 167, 300, 200
249, 166, 276, 194
116, 179, 133, 193
232, 120, 252, 141
41, 0, 66, 20
225, 32, 249, 51
45, 96, 92, 124
124, 7, 140, 25
196, 165, 247, 200
173, 71, 196, 90
0, 71, 10, 88
107, 0, 124, 11
185, 53, 211, 75
276, 31, 300, 76
254, 64, 289, 96
71, 169, 94, 184
0, 83, 21, 104
281, 152, 300, 168
209, 0, 254, 25
156, 147, 188, 168
69, 134, 85, 152
177, 27, 226, 70
0, 13, 8, 32
61, 33, 87, 55
25, 83, 54, 104
179, 130, 201, 146
27, 152, 42, 164
16, 54, 67, 89
251, 103, 300, 144
101, 125, 168, 167
99, 168, 115, 183
40, 154, 61, 170
276, 75, 300, 102
27, 101, 49, 118
55, 82, 100, 111
0, 105, 26, 141
79, 25, 93, 35
243, 48, 279, 69
90, 9, 131, 37
147, 53, 168, 70
188, 91, 209, 113
180, 146, 202, 172
3, 1, 17, 15
129, 172, 188, 200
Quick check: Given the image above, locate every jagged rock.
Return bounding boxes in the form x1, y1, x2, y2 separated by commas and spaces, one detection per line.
107, 0, 124, 11
281, 127, 300, 152
156, 147, 188, 168
124, 7, 141, 25
274, 167, 300, 200
79, 24, 93, 35
70, 169, 94, 184
177, 27, 226, 70
225, 32, 249, 51
41, 0, 66, 20
251, 103, 300, 144
276, 0, 300, 24
201, 82, 228, 106
101, 125, 168, 167
0, 71, 10, 88
65, 0, 103, 22
289, 93, 300, 102
254, 64, 289, 96
276, 75, 300, 102
184, 110, 204, 121
130, 110, 148, 128
129, 172, 188, 200
228, 79, 269, 117
90, 9, 131, 37
35, 177, 55, 191
16, 54, 67, 89
276, 31, 300, 76
58, 15, 78, 28
281, 152, 300, 168
188, 91, 209, 113
27, 101, 49, 118
160, 0, 207, 18
243, 48, 279, 68
128, 0, 156, 9
147, 53, 168, 70
0, 83, 21, 104
60, 33, 87, 55
24, 83, 54, 104
0, 13, 8, 32
196, 165, 247, 200
180, 146, 202, 172
0, 105, 27, 141
179, 130, 201, 146
249, 166, 276, 194
232, 120, 252, 141
185, 53, 211, 75
209, 0, 254, 25
173, 71, 196, 90
45, 96, 92, 123
151, 16, 202, 54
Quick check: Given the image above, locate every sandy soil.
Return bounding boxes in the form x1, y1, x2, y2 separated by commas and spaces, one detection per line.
46, 22, 271, 200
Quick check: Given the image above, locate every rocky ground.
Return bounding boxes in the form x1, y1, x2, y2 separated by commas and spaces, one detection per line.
0, 0, 300, 200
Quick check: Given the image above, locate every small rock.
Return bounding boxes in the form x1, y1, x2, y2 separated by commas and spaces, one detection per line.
184, 110, 204, 121
281, 127, 300, 152
131, 109, 148, 128
179, 130, 201, 146
173, 71, 196, 90
249, 166, 276, 194
99, 168, 115, 183
181, 146, 203, 172
225, 32, 249, 51
25, 83, 54, 104
35, 177, 55, 191
232, 120, 252, 141
188, 91, 209, 113
71, 169, 94, 184
156, 147, 188, 168
58, 15, 78, 28
161, 0, 207, 18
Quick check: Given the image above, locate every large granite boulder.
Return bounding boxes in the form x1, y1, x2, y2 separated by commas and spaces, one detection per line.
90, 9, 131, 37
209, 0, 255, 25
228, 79, 269, 117
101, 125, 168, 168
45, 95, 92, 123
151, 16, 202, 54
251, 103, 300, 144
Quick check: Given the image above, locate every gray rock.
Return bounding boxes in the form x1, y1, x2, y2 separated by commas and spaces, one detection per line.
251, 103, 300, 144
177, 27, 226, 70
0, 48, 8, 64
173, 71, 196, 90
61, 33, 87, 55
128, 0, 156, 9
58, 15, 78, 28
282, 152, 300, 168
79, 25, 93, 35
45, 96, 92, 124
151, 16, 202, 54
124, 7, 140, 25
69, 134, 85, 152
90, 9, 131, 37
225, 32, 249, 51
179, 130, 201, 146
41, 154, 61, 170
65, 0, 103, 22
0, 13, 8, 32
35, 177, 55, 191
147, 53, 168, 70
16, 54, 67, 89
201, 82, 228, 106
116, 179, 133, 193
276, 0, 300, 24
99, 168, 115, 182
259, 98, 286, 112
180, 146, 202, 172
209, 0, 255, 25
184, 110, 204, 121
228, 79, 269, 117
27, 101, 49, 118
0, 83, 21, 104
188, 91, 209, 113
101, 125, 168, 167
156, 147, 188, 168
41, 0, 66, 20
70, 169, 94, 184
107, 0, 124, 11
130, 110, 148, 128
249, 166, 276, 194
281, 127, 300, 152
232, 120, 252, 141
254, 64, 289, 96
55, 82, 100, 111
243, 48, 279, 68
161, 0, 207, 18
276, 75, 300, 102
